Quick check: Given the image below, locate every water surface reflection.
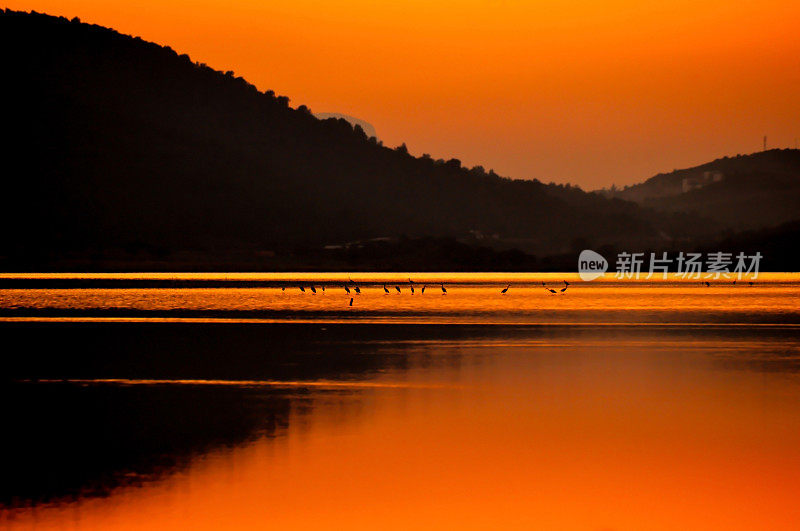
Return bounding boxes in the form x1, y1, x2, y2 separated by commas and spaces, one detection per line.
2, 276, 800, 529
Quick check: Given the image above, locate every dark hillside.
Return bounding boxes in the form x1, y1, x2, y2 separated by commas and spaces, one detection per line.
608, 150, 800, 231
0, 11, 704, 269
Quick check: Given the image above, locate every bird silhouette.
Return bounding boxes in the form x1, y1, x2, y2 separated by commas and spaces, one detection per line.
321, 285, 325, 293
395, 286, 401, 293
383, 284, 390, 294
547, 288, 557, 294
704, 281, 711, 287
441, 283, 447, 295
560, 284, 568, 293
310, 286, 317, 294
281, 286, 285, 292
349, 297, 354, 306
299, 286, 306, 293
410, 284, 415, 294
354, 285, 361, 294
500, 284, 510, 294
344, 285, 351, 294
749, 281, 754, 286
421, 285, 426, 294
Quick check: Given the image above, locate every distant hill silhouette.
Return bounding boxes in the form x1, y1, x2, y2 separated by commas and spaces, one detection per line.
605, 150, 800, 232
713, 219, 800, 272
0, 10, 769, 270
313, 113, 378, 140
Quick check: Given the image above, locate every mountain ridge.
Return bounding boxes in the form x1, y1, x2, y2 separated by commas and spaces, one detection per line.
600, 149, 800, 231
1, 9, 788, 270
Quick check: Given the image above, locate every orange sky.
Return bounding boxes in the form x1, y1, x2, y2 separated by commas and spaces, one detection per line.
7, 0, 800, 188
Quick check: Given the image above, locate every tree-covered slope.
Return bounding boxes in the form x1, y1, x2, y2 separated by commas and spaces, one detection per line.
1, 10, 694, 268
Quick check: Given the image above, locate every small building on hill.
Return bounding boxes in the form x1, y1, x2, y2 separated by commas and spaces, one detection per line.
682, 171, 724, 193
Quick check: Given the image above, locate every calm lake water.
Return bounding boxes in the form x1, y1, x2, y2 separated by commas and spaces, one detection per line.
2, 273, 800, 529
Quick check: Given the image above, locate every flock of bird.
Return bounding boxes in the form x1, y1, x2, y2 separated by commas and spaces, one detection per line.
284, 278, 573, 306
283, 277, 755, 306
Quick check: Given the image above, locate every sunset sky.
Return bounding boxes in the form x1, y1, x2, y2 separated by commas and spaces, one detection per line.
9, 0, 800, 188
